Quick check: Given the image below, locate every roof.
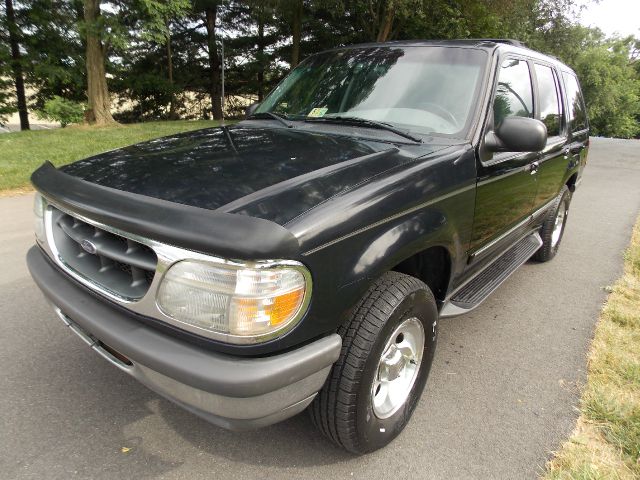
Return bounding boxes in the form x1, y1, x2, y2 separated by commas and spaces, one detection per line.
320, 38, 572, 72
322, 38, 515, 51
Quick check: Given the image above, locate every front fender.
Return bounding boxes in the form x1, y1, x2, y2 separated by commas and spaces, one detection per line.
295, 147, 477, 338
349, 207, 457, 282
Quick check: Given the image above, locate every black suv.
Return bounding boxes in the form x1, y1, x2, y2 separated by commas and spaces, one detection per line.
27, 39, 589, 454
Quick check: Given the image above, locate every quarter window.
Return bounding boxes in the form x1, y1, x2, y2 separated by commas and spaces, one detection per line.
534, 64, 562, 137
563, 73, 587, 132
493, 58, 534, 127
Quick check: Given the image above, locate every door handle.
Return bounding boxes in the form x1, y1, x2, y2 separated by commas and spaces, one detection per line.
529, 161, 539, 175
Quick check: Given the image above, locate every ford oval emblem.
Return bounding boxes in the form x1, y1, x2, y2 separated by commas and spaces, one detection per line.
80, 239, 97, 255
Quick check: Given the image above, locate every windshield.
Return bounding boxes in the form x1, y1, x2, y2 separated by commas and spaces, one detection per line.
256, 46, 487, 137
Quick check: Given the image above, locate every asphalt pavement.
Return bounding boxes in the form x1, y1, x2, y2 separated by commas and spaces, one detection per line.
1, 137, 639, 479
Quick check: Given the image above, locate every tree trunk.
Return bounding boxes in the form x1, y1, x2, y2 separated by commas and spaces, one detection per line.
83, 0, 115, 125
5, 0, 29, 130
291, 0, 303, 68
257, 4, 265, 101
205, 6, 223, 120
376, 3, 395, 42
166, 24, 179, 120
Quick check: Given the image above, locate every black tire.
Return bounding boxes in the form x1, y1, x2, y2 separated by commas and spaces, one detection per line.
309, 271, 438, 454
534, 185, 572, 262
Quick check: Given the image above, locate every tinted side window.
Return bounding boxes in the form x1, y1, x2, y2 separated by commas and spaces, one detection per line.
493, 58, 534, 126
563, 73, 587, 132
534, 64, 562, 137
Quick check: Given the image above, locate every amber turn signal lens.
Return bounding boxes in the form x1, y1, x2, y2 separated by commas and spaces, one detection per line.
228, 286, 306, 335
270, 288, 306, 326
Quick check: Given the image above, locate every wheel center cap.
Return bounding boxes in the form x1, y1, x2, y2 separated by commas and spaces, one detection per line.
382, 347, 406, 381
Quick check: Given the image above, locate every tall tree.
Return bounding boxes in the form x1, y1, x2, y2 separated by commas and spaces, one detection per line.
376, 1, 394, 42
165, 19, 177, 118
83, 0, 115, 124
217, 1, 276, 109
571, 35, 640, 138
347, 0, 423, 43
21, 0, 86, 109
133, 0, 191, 118
290, 0, 303, 66
256, 1, 266, 100
5, 0, 29, 129
195, 0, 223, 120
0, 41, 15, 125
235, 0, 281, 100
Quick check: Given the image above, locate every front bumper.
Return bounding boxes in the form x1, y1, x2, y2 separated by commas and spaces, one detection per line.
27, 246, 341, 430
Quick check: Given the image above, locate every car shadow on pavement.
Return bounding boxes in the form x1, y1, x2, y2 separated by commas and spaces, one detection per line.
12, 322, 353, 475
154, 389, 355, 467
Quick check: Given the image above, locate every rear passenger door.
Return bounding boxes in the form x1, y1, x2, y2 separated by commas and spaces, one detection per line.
562, 72, 589, 178
532, 62, 569, 208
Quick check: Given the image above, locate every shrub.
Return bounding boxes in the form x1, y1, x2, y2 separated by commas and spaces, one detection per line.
37, 96, 85, 127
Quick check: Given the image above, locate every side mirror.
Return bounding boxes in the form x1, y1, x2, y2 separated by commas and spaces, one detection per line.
485, 116, 547, 153
245, 102, 260, 118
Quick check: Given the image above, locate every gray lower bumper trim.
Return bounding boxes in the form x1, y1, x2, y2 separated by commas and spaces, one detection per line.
135, 363, 324, 431
27, 246, 342, 429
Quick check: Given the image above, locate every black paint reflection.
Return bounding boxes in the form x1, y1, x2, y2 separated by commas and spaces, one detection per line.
61, 125, 436, 225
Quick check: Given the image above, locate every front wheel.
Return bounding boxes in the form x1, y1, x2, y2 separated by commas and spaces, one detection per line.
534, 185, 572, 262
309, 271, 438, 454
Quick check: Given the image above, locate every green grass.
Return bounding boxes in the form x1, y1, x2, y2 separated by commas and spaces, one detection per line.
0, 120, 223, 192
544, 216, 640, 479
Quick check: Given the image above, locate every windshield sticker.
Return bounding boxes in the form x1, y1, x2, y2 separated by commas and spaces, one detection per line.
307, 107, 328, 118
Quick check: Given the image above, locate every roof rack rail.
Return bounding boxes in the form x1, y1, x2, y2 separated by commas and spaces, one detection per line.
473, 38, 526, 47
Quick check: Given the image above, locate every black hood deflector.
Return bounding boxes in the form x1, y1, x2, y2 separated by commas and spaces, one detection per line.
31, 162, 300, 260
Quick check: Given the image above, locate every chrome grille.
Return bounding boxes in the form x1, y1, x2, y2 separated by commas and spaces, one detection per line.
50, 207, 157, 300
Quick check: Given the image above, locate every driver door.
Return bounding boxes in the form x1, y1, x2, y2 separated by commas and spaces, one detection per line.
469, 57, 539, 263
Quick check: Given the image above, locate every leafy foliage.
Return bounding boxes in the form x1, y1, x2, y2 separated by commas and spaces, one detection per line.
36, 96, 85, 127
20, 1, 86, 109
0, 0, 638, 137
572, 37, 640, 138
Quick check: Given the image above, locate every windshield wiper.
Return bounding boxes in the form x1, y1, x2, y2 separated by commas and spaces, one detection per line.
304, 116, 422, 143
247, 111, 293, 128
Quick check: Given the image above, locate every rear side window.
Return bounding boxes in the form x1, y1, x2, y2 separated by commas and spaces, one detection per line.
534, 64, 562, 137
563, 73, 587, 132
493, 58, 534, 126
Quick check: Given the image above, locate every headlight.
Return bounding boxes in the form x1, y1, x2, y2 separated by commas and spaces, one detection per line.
33, 192, 46, 242
156, 260, 310, 343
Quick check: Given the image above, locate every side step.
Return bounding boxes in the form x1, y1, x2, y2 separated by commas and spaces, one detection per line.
440, 232, 543, 317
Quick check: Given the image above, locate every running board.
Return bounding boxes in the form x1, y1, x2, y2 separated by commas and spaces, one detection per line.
440, 232, 543, 317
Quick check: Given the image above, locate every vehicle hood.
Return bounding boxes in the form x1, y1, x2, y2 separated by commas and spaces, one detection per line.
61, 125, 448, 225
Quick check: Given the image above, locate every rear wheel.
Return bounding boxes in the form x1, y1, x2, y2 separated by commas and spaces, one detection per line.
534, 185, 572, 262
309, 271, 438, 454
